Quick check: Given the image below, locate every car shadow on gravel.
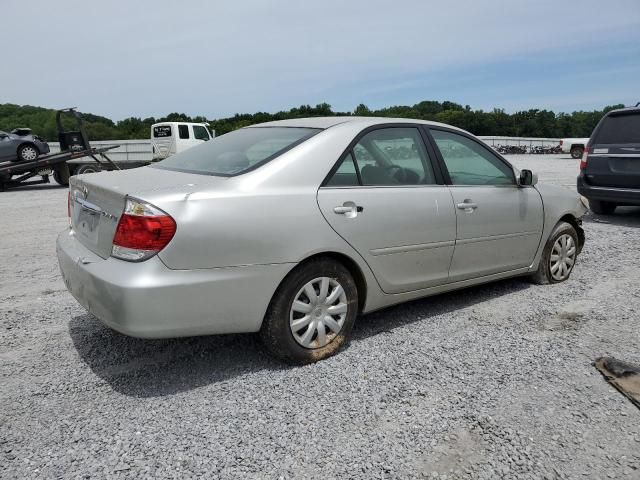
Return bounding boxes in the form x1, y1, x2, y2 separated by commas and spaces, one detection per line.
583, 207, 640, 228
69, 277, 531, 398
69, 314, 283, 398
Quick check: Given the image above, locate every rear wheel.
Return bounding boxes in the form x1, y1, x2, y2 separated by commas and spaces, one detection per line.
17, 144, 39, 162
53, 163, 71, 186
589, 199, 616, 215
570, 146, 584, 159
75, 164, 101, 175
530, 222, 579, 285
260, 258, 358, 364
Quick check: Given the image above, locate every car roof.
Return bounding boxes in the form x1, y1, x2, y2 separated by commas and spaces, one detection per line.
248, 116, 469, 133
151, 122, 209, 126
605, 105, 640, 116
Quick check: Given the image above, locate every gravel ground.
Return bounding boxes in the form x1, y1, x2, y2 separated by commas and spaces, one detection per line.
1, 154, 639, 479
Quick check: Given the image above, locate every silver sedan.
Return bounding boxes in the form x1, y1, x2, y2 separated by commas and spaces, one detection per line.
57, 117, 587, 363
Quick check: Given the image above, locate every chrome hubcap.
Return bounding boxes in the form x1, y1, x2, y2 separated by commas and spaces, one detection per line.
22, 147, 37, 161
550, 234, 576, 281
289, 277, 348, 349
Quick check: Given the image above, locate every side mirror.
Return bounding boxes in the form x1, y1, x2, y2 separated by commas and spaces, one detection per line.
519, 169, 538, 186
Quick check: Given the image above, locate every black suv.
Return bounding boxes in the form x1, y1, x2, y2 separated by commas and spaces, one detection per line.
578, 105, 640, 214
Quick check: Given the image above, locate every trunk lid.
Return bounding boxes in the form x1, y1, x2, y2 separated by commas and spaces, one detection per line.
69, 166, 225, 258
585, 111, 640, 188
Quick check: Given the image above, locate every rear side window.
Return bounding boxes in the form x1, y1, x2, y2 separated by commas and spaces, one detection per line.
153, 125, 172, 138
193, 125, 210, 141
178, 124, 190, 139
326, 153, 359, 186
153, 127, 320, 176
594, 113, 640, 144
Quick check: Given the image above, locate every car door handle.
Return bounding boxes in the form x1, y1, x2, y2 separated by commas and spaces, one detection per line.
456, 200, 478, 210
333, 203, 363, 216
333, 206, 353, 214
333, 205, 362, 215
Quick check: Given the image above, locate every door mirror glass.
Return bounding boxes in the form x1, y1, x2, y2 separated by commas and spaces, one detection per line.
519, 169, 538, 186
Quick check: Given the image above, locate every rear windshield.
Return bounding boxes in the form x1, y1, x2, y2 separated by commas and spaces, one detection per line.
152, 127, 321, 176
594, 113, 640, 144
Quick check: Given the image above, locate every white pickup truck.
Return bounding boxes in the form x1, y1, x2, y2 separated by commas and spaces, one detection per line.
560, 138, 590, 158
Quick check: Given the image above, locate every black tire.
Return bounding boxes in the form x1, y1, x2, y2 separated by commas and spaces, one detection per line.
16, 144, 40, 162
260, 258, 358, 364
75, 164, 101, 175
570, 146, 583, 159
53, 163, 71, 186
589, 199, 616, 215
0, 174, 9, 191
530, 221, 579, 285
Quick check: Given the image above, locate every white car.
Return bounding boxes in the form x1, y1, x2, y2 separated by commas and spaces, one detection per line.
560, 138, 589, 159
151, 122, 214, 160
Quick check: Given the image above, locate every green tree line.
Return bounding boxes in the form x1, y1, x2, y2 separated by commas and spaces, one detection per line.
0, 101, 624, 142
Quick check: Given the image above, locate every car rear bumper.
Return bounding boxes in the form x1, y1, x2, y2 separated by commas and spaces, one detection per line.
56, 229, 293, 338
577, 176, 640, 206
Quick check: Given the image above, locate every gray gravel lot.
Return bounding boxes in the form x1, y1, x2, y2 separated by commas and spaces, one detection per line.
1, 154, 639, 479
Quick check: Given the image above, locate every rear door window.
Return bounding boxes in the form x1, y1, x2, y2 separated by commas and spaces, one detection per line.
178, 124, 190, 139
325, 127, 436, 187
594, 113, 640, 144
354, 128, 435, 186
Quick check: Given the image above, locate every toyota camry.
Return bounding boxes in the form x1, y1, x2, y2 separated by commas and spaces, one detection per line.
57, 117, 587, 364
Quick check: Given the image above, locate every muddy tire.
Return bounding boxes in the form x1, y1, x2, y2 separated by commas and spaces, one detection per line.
260, 258, 358, 364
530, 221, 579, 285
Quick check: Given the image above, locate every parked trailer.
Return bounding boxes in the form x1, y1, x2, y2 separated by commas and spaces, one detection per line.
0, 145, 117, 191
0, 108, 148, 191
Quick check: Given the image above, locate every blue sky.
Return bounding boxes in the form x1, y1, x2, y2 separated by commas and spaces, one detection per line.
2, 0, 639, 120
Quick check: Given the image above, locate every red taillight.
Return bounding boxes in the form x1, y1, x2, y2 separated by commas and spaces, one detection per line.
580, 146, 590, 170
559, 139, 563, 146
112, 198, 176, 261
113, 214, 176, 251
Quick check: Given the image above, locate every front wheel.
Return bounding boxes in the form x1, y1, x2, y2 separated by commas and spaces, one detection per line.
530, 221, 579, 285
260, 258, 358, 364
589, 199, 616, 215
